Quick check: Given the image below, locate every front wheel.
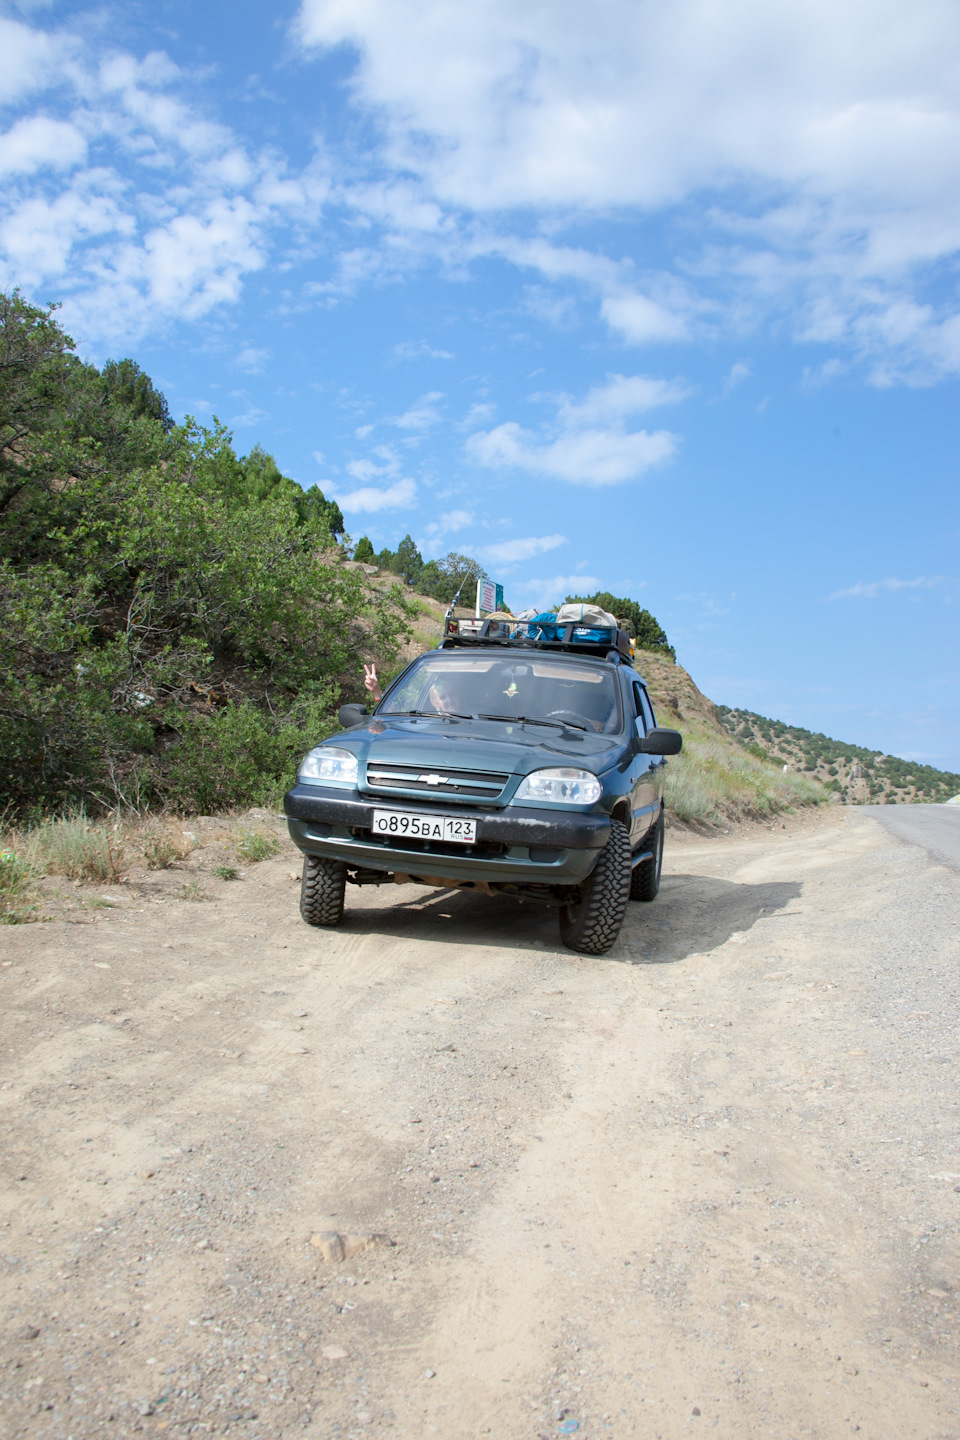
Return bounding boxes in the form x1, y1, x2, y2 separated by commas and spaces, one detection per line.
300, 855, 346, 927
559, 818, 631, 955
630, 809, 664, 901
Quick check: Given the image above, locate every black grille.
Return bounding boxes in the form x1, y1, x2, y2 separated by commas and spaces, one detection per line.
364, 762, 509, 801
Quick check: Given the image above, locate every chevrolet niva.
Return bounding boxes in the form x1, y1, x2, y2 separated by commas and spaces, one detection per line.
284, 619, 682, 955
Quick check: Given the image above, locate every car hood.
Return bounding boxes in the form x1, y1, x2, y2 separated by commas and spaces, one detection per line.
334, 714, 622, 776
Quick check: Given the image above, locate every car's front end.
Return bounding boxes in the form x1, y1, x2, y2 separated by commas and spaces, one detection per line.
284, 714, 616, 891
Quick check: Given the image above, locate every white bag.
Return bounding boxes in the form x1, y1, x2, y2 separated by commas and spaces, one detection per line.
555, 602, 619, 629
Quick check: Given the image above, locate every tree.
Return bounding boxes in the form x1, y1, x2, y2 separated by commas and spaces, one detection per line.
565, 590, 675, 660
101, 358, 173, 431
296, 484, 345, 537
353, 535, 376, 563
394, 534, 424, 585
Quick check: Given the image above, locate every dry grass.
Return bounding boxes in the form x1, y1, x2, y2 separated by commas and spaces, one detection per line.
23, 813, 127, 883
665, 721, 827, 827
138, 819, 194, 870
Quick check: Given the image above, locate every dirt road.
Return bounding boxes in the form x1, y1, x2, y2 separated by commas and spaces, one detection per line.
2, 807, 959, 1440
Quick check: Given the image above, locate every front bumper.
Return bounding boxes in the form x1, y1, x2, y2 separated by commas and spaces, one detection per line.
284, 782, 610, 885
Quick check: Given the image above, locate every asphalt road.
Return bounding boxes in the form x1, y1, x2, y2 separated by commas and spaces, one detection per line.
864, 803, 960, 873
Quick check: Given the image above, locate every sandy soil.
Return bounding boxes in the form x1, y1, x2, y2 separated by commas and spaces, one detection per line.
2, 806, 959, 1440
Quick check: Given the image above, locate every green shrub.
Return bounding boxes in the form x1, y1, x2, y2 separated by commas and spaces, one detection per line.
0, 847, 38, 924
234, 830, 280, 863
176, 878, 208, 902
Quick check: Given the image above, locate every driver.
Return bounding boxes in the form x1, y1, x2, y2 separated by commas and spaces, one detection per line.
427, 673, 471, 716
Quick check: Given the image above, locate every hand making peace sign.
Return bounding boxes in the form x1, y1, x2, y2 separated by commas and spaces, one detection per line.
363, 662, 382, 702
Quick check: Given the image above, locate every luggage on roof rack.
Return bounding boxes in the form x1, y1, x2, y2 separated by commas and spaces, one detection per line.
441, 610, 632, 660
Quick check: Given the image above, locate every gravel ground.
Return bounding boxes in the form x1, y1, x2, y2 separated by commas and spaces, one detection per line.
1, 805, 958, 1440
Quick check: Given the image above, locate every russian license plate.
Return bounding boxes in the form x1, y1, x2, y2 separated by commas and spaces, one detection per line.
371, 810, 477, 845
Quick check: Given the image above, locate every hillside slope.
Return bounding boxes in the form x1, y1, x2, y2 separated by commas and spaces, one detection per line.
719, 707, 960, 805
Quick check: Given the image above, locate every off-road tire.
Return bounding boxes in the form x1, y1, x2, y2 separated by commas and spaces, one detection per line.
300, 855, 346, 927
559, 818, 632, 955
630, 808, 664, 902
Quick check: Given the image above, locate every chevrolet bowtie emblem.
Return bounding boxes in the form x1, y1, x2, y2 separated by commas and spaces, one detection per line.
420, 773, 449, 785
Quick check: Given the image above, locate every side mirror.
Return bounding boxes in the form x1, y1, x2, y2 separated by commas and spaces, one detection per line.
639, 726, 683, 756
338, 703, 369, 728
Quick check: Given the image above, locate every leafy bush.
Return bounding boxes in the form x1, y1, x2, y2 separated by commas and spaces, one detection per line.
0, 291, 412, 817
234, 830, 280, 863
0, 846, 38, 924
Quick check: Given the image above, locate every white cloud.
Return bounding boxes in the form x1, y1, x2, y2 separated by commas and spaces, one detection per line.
331, 477, 418, 513
722, 361, 751, 394
466, 375, 682, 486
297, 0, 960, 378
0, 19, 324, 346
459, 401, 495, 429
557, 373, 690, 426
480, 534, 568, 566
466, 373, 683, 485
393, 339, 455, 360
236, 345, 270, 374
393, 391, 444, 430
422, 508, 474, 542
0, 116, 86, 177
345, 444, 401, 482
469, 423, 677, 485
509, 574, 601, 612
0, 16, 72, 108
227, 404, 269, 429
829, 576, 943, 600
600, 295, 688, 345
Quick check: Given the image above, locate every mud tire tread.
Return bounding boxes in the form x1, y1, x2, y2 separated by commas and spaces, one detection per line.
559, 817, 632, 955
630, 809, 664, 902
300, 855, 346, 927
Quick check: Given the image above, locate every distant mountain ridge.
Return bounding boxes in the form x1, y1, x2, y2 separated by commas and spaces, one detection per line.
718, 708, 960, 805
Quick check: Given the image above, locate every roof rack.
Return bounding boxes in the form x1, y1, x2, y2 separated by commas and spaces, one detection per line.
440, 614, 634, 663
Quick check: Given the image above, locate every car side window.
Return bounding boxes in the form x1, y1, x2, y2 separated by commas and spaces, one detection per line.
639, 686, 656, 731
632, 682, 648, 734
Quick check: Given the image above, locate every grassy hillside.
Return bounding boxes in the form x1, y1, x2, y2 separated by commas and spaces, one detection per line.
718, 707, 960, 805
630, 651, 826, 827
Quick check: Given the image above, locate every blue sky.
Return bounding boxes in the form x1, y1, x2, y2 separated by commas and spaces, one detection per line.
2, 0, 958, 768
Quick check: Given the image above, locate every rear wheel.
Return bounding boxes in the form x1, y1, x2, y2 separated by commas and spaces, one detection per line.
300, 854, 346, 927
559, 818, 631, 955
630, 808, 664, 902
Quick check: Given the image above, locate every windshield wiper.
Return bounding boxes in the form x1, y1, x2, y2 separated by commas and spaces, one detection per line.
479, 712, 587, 731
392, 709, 474, 720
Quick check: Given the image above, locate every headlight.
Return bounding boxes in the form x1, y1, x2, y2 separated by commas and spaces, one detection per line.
514, 767, 602, 805
298, 746, 359, 785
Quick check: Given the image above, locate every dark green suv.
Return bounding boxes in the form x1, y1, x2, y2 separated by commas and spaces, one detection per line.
284, 623, 681, 954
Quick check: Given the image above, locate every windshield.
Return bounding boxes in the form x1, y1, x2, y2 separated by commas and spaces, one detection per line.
380, 654, 622, 734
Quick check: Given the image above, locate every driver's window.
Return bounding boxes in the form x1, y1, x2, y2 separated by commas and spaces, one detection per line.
639, 687, 656, 732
